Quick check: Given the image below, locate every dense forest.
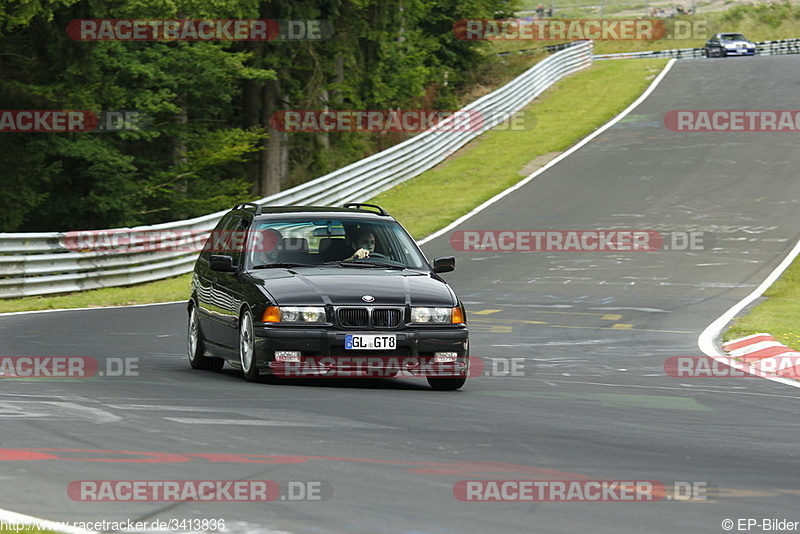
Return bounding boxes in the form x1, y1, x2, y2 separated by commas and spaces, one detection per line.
0, 0, 515, 232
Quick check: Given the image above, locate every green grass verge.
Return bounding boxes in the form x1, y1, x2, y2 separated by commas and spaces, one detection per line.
722, 256, 800, 352
371, 58, 668, 238
0, 273, 191, 313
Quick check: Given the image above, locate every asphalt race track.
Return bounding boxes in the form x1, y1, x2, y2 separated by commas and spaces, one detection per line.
2, 56, 800, 534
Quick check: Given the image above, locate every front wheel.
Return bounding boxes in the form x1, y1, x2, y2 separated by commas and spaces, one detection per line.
188, 304, 224, 371
239, 309, 259, 382
427, 375, 467, 391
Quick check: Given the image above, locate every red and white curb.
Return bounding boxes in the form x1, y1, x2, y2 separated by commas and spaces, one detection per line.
722, 333, 800, 380
698, 237, 800, 389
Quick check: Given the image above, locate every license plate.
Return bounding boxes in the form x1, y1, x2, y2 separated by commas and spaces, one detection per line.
345, 334, 397, 350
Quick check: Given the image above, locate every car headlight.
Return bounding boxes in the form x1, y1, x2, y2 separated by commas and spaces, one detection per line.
411, 306, 464, 324
263, 306, 326, 323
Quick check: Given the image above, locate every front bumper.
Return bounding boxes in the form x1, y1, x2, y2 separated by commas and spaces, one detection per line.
252, 324, 469, 377
724, 47, 755, 55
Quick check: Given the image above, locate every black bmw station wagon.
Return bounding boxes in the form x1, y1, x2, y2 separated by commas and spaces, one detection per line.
187, 203, 469, 390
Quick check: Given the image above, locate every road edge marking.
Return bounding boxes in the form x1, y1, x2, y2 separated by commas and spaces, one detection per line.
0, 300, 184, 317
419, 58, 678, 246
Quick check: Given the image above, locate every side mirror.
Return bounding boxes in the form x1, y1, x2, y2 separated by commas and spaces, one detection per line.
210, 255, 237, 273
433, 256, 455, 273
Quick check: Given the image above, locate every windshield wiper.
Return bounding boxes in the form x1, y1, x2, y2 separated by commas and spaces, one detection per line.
358, 261, 406, 269
323, 260, 406, 270
251, 263, 314, 269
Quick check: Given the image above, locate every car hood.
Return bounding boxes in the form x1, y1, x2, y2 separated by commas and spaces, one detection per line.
721, 38, 753, 45
250, 267, 457, 307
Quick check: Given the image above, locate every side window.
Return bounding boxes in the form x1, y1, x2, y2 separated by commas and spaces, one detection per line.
199, 215, 234, 264
205, 214, 246, 263
226, 217, 248, 268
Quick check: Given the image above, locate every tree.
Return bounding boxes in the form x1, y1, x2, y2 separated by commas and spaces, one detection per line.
0, 0, 515, 231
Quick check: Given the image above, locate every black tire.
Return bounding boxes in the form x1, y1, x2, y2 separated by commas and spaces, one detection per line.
188, 304, 224, 371
427, 375, 467, 391
239, 308, 260, 382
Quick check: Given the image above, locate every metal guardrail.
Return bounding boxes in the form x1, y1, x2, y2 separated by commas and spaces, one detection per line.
0, 40, 594, 299
593, 37, 800, 60
593, 47, 704, 60
757, 38, 800, 55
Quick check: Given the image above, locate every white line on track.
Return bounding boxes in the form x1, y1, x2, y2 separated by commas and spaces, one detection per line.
418, 58, 678, 246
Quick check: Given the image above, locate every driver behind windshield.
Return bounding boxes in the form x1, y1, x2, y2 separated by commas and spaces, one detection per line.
345, 231, 376, 261
253, 228, 283, 265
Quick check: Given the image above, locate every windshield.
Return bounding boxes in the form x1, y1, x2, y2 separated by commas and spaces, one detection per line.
245, 217, 429, 270
721, 33, 747, 41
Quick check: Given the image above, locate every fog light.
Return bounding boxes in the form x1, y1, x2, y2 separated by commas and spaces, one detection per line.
433, 352, 458, 363
275, 351, 301, 362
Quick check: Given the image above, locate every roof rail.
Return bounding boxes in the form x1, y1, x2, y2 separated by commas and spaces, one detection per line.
342, 203, 389, 216
232, 202, 262, 215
